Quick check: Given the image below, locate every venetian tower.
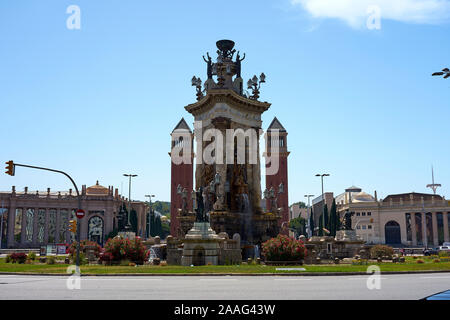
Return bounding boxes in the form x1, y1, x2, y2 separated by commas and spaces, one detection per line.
170, 118, 194, 237
173, 40, 282, 245
264, 117, 290, 235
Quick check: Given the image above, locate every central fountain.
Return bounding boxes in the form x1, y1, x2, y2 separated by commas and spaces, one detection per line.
177, 40, 281, 254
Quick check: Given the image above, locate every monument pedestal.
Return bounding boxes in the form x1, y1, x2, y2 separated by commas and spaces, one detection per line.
181, 222, 221, 266
335, 230, 362, 242
118, 231, 136, 240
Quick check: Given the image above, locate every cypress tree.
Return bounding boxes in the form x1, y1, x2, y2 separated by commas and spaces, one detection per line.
150, 212, 156, 237
318, 213, 323, 236
130, 209, 138, 233
155, 215, 162, 237
309, 207, 315, 237
330, 199, 337, 236
323, 203, 329, 231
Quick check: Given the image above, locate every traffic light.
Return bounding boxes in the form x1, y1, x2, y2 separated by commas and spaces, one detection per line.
68, 220, 77, 233
5, 160, 14, 176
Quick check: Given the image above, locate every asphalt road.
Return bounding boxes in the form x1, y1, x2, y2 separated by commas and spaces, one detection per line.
0, 273, 449, 300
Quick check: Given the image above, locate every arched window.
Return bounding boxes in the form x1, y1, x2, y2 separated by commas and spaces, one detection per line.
88, 216, 104, 245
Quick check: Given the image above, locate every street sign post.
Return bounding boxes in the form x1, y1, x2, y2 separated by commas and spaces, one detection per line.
75, 209, 85, 219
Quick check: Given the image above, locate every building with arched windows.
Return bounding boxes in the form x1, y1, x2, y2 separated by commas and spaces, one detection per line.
336, 189, 450, 247
0, 181, 148, 249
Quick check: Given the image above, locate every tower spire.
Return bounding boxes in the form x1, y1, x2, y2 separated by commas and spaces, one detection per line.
426, 165, 441, 195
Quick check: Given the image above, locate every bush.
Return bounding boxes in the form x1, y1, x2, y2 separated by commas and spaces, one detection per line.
438, 251, 448, 258
104, 237, 148, 264
69, 240, 101, 260
433, 259, 440, 263
5, 254, 12, 263
416, 259, 425, 264
99, 252, 113, 264
28, 251, 37, 261
262, 235, 307, 262
370, 245, 394, 259
10, 253, 27, 264
47, 256, 56, 265
70, 252, 87, 265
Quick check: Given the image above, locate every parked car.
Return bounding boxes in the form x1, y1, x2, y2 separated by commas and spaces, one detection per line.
436, 246, 450, 253
423, 248, 439, 256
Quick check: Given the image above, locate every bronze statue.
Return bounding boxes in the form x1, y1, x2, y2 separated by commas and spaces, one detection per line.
343, 210, 354, 230
235, 51, 245, 78
203, 52, 213, 79
195, 187, 209, 222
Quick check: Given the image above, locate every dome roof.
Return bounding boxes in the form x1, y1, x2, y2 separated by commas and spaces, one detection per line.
335, 188, 375, 204
86, 181, 109, 195
352, 192, 375, 203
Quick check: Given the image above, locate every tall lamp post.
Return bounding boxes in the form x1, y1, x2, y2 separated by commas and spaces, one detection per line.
304, 194, 314, 237
315, 173, 330, 235
145, 194, 155, 238
123, 174, 137, 231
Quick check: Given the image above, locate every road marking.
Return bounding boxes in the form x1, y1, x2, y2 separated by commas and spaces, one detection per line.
274, 278, 312, 281
346, 277, 387, 280
421, 276, 450, 279
199, 279, 238, 281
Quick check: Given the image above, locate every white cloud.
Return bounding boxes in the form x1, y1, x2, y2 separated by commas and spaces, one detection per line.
291, 0, 450, 28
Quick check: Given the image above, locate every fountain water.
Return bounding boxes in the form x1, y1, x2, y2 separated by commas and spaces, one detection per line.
148, 247, 157, 262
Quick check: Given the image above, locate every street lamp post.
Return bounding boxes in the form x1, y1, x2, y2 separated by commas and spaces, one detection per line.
315, 173, 330, 235
145, 194, 155, 238
304, 194, 314, 237
123, 174, 137, 231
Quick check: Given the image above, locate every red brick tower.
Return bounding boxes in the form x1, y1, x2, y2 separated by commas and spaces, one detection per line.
265, 117, 290, 235
170, 118, 194, 237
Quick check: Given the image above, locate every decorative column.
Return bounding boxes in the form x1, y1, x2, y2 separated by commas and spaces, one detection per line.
443, 212, 449, 243
432, 212, 438, 246
7, 200, 16, 248
410, 213, 417, 246
421, 212, 427, 247
56, 208, 61, 243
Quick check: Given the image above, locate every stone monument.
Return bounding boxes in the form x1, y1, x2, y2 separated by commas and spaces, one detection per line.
178, 40, 281, 248
181, 188, 222, 266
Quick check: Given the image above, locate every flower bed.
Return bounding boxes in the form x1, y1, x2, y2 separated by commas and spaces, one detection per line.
102, 236, 149, 265
262, 235, 306, 263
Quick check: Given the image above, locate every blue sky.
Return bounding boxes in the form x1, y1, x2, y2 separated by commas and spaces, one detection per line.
1, 0, 449, 203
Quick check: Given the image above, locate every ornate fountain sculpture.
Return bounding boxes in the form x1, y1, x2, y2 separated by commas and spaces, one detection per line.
183, 40, 281, 246
264, 183, 285, 214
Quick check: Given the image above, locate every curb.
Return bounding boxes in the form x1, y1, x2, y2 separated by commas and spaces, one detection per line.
0, 270, 449, 277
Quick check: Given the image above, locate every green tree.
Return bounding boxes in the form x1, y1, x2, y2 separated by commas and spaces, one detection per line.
323, 203, 329, 232
318, 213, 323, 236
151, 201, 171, 216
309, 207, 315, 236
161, 223, 170, 239
154, 215, 162, 237
130, 209, 138, 233
291, 201, 307, 208
289, 216, 306, 237
329, 199, 337, 236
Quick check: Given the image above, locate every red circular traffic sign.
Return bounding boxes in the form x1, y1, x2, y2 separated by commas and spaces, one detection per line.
75, 209, 85, 219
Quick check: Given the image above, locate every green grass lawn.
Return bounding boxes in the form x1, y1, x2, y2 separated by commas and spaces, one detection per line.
0, 257, 449, 274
